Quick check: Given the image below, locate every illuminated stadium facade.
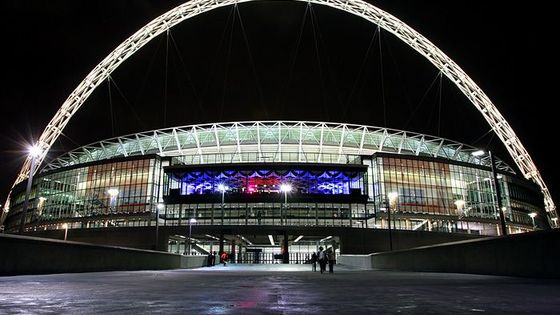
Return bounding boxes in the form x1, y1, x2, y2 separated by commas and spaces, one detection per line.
0, 0, 556, 259
2, 122, 549, 258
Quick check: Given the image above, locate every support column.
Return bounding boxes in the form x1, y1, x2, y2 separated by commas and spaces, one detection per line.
282, 231, 289, 264
178, 204, 182, 226
238, 243, 242, 264
219, 232, 224, 256
231, 239, 236, 263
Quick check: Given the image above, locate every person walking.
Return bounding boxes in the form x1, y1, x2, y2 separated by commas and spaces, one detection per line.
207, 252, 213, 267
327, 248, 335, 274
212, 251, 217, 266
220, 251, 228, 266
311, 252, 318, 272
318, 247, 326, 274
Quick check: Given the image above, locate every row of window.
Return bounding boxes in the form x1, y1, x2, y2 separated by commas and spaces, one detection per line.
5, 155, 544, 232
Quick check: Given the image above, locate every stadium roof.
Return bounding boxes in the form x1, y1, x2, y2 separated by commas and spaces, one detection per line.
41, 121, 514, 173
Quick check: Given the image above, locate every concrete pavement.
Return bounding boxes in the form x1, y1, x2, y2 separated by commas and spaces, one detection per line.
1, 264, 559, 314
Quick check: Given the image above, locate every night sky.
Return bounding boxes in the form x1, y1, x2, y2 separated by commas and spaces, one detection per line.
0, 1, 557, 206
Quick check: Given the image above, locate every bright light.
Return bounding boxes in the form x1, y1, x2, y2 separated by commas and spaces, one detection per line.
237, 234, 253, 246
268, 235, 275, 246
38, 197, 47, 202
217, 184, 228, 192
157, 203, 165, 210
29, 145, 42, 158
62, 223, 68, 229
189, 218, 197, 224
471, 150, 485, 157
205, 234, 220, 240
528, 212, 537, 218
294, 235, 304, 243
107, 188, 119, 197
280, 183, 292, 192
454, 200, 465, 209
388, 192, 399, 209
320, 235, 332, 242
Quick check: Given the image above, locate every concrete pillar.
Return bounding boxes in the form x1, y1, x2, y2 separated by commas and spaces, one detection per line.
178, 204, 182, 226
219, 232, 224, 255
231, 240, 236, 263
157, 231, 169, 252
282, 231, 289, 264
238, 244, 242, 264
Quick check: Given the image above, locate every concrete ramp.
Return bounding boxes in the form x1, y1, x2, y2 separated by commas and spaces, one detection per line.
339, 229, 560, 278
0, 234, 207, 276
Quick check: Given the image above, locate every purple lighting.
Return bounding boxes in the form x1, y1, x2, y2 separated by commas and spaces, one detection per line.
170, 168, 365, 196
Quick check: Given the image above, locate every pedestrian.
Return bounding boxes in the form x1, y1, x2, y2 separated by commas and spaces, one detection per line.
207, 252, 212, 267
318, 246, 326, 274
212, 251, 217, 266
311, 252, 318, 272
221, 251, 228, 266
327, 248, 335, 274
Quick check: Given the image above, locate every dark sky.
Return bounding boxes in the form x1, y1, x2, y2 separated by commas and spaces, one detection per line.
0, 1, 557, 205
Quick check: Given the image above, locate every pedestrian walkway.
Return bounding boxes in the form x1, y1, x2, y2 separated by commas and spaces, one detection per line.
1, 265, 559, 314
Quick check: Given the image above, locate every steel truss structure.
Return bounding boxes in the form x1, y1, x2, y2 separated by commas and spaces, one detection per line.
41, 121, 514, 174
7, 0, 556, 221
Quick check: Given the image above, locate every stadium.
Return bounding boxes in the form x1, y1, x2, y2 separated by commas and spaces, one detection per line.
1, 121, 549, 262
0, 0, 556, 263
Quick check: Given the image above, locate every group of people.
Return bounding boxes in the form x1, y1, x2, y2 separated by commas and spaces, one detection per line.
206, 251, 230, 267
310, 246, 335, 274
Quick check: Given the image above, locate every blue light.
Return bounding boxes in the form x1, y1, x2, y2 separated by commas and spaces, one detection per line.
174, 168, 363, 196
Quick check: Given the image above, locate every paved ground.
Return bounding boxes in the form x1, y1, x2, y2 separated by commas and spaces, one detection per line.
1, 264, 559, 314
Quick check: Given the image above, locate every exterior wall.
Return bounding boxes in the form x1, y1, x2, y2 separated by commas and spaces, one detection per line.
369, 154, 548, 235
2, 151, 546, 241
3, 156, 159, 233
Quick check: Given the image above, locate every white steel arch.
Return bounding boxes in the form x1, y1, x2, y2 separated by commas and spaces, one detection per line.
8, 0, 557, 219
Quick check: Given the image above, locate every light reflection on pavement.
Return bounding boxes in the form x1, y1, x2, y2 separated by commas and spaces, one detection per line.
1, 264, 559, 314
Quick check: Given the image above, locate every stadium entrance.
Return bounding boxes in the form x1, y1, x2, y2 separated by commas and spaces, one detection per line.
167, 232, 339, 264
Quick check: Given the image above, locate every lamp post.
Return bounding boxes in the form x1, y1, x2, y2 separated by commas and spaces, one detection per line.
62, 223, 68, 241
387, 192, 398, 251
218, 184, 228, 225
529, 212, 537, 229
472, 150, 507, 236
156, 203, 164, 250
280, 183, 292, 226
188, 218, 197, 255
19, 145, 42, 234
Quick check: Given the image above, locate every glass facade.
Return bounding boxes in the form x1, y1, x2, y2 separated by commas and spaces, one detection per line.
165, 161, 367, 197
369, 154, 547, 235
5, 157, 159, 231
3, 152, 546, 236
372, 156, 499, 218
159, 202, 367, 228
